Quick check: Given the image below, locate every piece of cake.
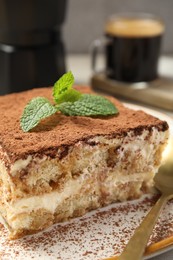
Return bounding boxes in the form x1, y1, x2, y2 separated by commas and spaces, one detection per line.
0, 86, 169, 239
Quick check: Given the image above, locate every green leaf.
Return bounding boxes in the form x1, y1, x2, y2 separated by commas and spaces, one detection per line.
58, 94, 119, 116
20, 97, 57, 132
54, 88, 82, 104
53, 71, 81, 104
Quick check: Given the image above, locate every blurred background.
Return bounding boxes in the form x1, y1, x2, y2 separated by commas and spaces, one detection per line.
0, 0, 173, 95
64, 0, 173, 54
64, 0, 173, 93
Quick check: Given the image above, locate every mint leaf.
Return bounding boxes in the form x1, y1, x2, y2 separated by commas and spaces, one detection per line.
54, 88, 81, 104
53, 71, 74, 96
53, 71, 81, 104
20, 97, 57, 132
58, 94, 118, 116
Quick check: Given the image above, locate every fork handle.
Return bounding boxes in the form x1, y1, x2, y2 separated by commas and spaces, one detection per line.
118, 194, 169, 260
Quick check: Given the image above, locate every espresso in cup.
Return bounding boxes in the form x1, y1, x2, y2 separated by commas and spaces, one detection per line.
105, 14, 164, 82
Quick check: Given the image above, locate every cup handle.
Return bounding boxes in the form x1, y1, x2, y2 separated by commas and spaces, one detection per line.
90, 38, 110, 73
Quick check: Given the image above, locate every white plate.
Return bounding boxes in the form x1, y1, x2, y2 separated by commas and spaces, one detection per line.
0, 104, 173, 260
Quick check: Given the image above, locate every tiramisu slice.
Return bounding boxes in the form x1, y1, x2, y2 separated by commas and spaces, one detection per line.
0, 86, 169, 239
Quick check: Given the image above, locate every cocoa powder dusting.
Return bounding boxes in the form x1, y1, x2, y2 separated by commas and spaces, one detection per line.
0, 86, 168, 164
0, 194, 173, 259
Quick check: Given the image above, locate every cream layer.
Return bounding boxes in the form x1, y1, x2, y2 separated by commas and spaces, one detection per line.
7, 171, 153, 230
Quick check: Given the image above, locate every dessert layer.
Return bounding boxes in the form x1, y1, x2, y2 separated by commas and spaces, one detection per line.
7, 172, 151, 220
0, 128, 168, 203
8, 179, 152, 238
0, 86, 168, 164
0, 126, 168, 238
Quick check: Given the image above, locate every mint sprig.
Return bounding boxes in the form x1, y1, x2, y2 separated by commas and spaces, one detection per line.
20, 71, 119, 132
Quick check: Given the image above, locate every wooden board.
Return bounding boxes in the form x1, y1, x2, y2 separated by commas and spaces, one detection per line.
91, 73, 173, 111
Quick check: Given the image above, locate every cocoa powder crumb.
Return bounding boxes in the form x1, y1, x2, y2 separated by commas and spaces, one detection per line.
0, 86, 168, 164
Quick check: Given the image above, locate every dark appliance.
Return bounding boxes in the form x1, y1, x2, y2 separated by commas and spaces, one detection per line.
0, 0, 68, 94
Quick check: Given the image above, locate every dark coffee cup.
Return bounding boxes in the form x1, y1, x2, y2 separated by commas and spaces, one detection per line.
92, 13, 164, 83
